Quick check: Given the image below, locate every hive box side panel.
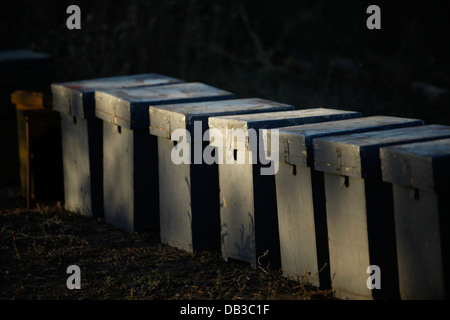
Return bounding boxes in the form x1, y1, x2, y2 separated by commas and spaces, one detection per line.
275, 162, 320, 285
103, 122, 134, 232
158, 137, 193, 251
60, 114, 93, 216
219, 148, 256, 267
393, 184, 445, 300
323, 173, 372, 300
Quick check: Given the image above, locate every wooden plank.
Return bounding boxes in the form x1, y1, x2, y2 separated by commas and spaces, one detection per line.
323, 172, 400, 300
315, 124, 450, 299
209, 108, 361, 150
61, 73, 182, 93
215, 108, 361, 269
384, 140, 450, 299
11, 91, 48, 108
100, 83, 235, 233
51, 73, 181, 119
392, 183, 447, 299
381, 138, 450, 193
269, 116, 423, 289
275, 162, 330, 287
149, 98, 293, 139
264, 116, 424, 167
150, 98, 292, 252
314, 124, 450, 178
95, 82, 235, 130
209, 108, 360, 130
103, 123, 159, 232
59, 114, 103, 217
218, 147, 258, 267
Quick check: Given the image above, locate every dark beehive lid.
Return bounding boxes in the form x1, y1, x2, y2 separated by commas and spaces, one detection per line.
95, 82, 235, 130
0, 50, 52, 68
52, 73, 182, 119
0, 50, 53, 87
264, 116, 424, 167
209, 108, 361, 150
381, 138, 450, 193
314, 124, 450, 179
149, 98, 294, 139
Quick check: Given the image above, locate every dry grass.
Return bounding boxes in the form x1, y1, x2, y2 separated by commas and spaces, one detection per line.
0, 189, 334, 300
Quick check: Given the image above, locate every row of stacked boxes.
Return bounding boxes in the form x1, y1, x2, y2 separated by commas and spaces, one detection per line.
4, 51, 449, 300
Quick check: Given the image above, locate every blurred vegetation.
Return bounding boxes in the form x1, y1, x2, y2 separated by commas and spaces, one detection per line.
1, 0, 450, 124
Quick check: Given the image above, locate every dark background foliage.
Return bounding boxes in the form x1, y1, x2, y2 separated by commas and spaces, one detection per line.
1, 0, 450, 124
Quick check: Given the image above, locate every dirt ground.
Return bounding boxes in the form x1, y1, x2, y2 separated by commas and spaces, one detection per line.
0, 186, 335, 301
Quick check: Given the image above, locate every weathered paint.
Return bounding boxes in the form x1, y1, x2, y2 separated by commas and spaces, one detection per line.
208, 108, 361, 269
102, 122, 157, 233
381, 139, 450, 299
261, 116, 423, 288
52, 73, 181, 217
52, 73, 182, 119
264, 115, 424, 168
59, 113, 103, 217
96, 82, 235, 233
380, 138, 450, 193
149, 98, 293, 252
314, 124, 450, 179
209, 108, 361, 150
149, 98, 293, 139
274, 161, 328, 286
96, 82, 235, 130
313, 124, 450, 300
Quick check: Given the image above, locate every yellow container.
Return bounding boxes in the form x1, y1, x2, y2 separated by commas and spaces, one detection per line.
11, 91, 63, 207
